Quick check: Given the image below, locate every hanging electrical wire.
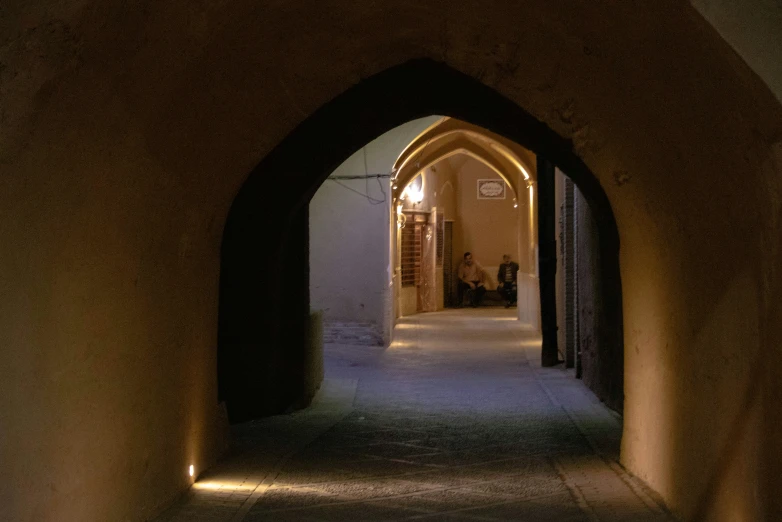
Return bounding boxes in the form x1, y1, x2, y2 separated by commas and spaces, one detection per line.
329, 173, 393, 180
328, 178, 386, 204
326, 147, 387, 204
327, 117, 447, 205
365, 146, 386, 205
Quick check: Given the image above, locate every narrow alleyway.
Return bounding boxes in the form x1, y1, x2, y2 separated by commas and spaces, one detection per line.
156, 310, 673, 522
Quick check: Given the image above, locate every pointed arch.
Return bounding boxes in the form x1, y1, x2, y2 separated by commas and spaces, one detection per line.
392, 118, 538, 200
218, 58, 622, 422
394, 138, 522, 199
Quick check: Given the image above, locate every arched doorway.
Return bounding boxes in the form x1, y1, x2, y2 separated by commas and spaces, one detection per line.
217, 58, 623, 423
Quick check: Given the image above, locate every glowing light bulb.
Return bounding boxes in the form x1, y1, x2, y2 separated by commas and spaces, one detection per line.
189, 465, 195, 477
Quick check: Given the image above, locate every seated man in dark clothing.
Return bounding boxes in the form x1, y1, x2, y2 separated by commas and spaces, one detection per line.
457, 252, 487, 307
497, 254, 519, 308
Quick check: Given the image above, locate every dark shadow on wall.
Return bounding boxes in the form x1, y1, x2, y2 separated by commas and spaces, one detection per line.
217, 58, 624, 423
575, 189, 623, 411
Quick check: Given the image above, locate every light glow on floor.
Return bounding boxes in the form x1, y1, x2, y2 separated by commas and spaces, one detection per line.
192, 481, 256, 492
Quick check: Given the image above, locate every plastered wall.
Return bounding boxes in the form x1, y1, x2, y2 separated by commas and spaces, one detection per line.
1, 2, 782, 521
402, 156, 521, 305
691, 0, 782, 103
453, 159, 519, 275
310, 178, 388, 323
309, 117, 439, 328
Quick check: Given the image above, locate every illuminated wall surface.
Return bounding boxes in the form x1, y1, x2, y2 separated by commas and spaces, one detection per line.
309, 117, 440, 328
1, 1, 781, 521
391, 118, 535, 309
453, 158, 519, 276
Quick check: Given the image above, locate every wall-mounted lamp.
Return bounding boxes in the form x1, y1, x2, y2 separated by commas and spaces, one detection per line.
396, 204, 406, 228
408, 173, 424, 204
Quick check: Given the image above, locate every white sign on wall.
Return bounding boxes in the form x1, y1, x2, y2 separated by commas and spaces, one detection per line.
477, 179, 506, 199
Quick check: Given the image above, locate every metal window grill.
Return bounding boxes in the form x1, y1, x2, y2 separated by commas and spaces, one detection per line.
400, 216, 422, 287
443, 221, 454, 306
436, 212, 444, 267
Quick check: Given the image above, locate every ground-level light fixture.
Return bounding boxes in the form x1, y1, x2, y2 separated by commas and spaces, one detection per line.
189, 465, 195, 478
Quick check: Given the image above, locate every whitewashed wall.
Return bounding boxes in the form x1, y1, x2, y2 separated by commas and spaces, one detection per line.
309, 117, 441, 337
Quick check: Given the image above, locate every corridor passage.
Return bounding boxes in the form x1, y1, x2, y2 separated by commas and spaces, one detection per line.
156, 310, 672, 522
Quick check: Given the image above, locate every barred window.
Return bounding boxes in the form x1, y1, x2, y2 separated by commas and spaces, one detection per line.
400, 213, 425, 287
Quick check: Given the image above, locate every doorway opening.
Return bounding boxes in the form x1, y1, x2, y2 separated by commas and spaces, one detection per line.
216, 59, 623, 424
389, 117, 534, 318
308, 115, 528, 350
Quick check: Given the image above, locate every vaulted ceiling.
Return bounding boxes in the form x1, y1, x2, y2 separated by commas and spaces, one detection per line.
391, 118, 537, 200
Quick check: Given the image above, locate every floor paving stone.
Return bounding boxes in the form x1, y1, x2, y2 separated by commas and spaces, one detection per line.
154, 309, 675, 521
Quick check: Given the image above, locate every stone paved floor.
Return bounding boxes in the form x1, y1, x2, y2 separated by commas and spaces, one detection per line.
155, 309, 674, 522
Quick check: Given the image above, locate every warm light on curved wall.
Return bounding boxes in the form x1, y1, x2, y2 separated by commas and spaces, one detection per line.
396, 147, 515, 200
390, 116, 539, 322
489, 142, 530, 180
399, 173, 424, 203
393, 118, 535, 178
391, 117, 536, 203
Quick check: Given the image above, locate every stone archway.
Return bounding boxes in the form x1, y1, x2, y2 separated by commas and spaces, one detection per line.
217, 58, 623, 422
391, 118, 537, 200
